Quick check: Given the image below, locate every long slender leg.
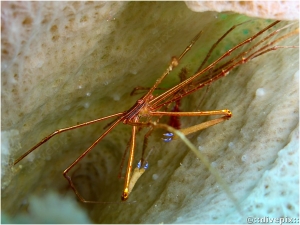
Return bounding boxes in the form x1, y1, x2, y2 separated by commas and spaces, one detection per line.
149, 21, 281, 108
63, 117, 122, 203
140, 127, 154, 167
196, 68, 213, 109
153, 25, 298, 109
151, 110, 232, 141
175, 116, 230, 139
140, 97, 173, 165
144, 30, 203, 98
119, 124, 147, 179
167, 67, 188, 129
121, 117, 138, 201
14, 112, 124, 165
150, 109, 232, 117
196, 20, 251, 72
212, 22, 297, 76
127, 110, 232, 141
118, 136, 132, 179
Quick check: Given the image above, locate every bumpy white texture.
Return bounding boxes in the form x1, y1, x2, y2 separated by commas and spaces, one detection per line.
185, 1, 300, 21
2, 2, 299, 224
2, 1, 125, 129
226, 124, 299, 222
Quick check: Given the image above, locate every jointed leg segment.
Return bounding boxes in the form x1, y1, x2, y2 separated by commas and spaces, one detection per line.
152, 109, 232, 140
63, 117, 122, 203
13, 113, 124, 165
12, 20, 297, 205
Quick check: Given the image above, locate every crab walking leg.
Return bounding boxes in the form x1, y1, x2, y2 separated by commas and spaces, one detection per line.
151, 109, 232, 117
173, 116, 231, 140
140, 127, 154, 166
145, 30, 203, 97
149, 21, 281, 108
14, 112, 124, 165
118, 136, 133, 179
63, 117, 123, 203
155, 110, 232, 141
196, 20, 251, 72
121, 118, 138, 201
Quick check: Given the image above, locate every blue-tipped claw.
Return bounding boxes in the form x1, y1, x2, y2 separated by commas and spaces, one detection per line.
163, 132, 174, 137
137, 160, 149, 170
137, 160, 141, 169
162, 132, 174, 142
162, 137, 172, 142
143, 162, 149, 170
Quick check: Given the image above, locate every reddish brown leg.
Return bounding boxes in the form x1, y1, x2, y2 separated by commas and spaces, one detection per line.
118, 136, 132, 179
14, 113, 124, 165
140, 127, 154, 167
149, 21, 282, 109
152, 109, 232, 141
63, 117, 122, 203
121, 117, 139, 201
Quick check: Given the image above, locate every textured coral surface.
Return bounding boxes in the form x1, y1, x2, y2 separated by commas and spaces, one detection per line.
1, 2, 299, 224
186, 1, 299, 20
